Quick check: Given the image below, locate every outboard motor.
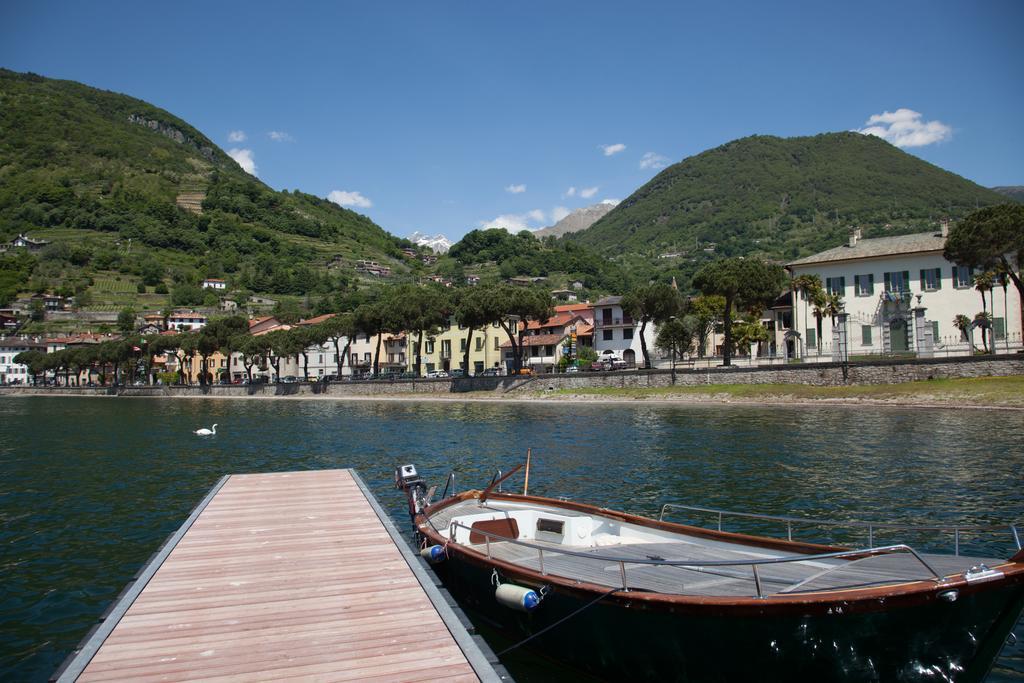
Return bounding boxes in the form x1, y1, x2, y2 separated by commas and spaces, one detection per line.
394, 464, 429, 525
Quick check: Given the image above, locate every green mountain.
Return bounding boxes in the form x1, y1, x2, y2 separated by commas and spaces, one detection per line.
0, 69, 409, 314
570, 133, 1010, 265
991, 186, 1024, 202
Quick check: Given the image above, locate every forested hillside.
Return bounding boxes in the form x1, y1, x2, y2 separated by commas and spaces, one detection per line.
571, 133, 1009, 265
0, 69, 408, 310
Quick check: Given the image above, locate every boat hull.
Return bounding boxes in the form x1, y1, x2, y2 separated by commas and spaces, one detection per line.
434, 554, 1024, 682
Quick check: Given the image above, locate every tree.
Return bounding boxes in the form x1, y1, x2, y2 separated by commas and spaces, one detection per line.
354, 301, 389, 377
492, 285, 553, 373
952, 314, 972, 344
29, 299, 45, 322
13, 350, 47, 385
692, 257, 786, 366
454, 285, 499, 375
622, 283, 684, 369
117, 307, 137, 334
294, 324, 330, 381
791, 274, 822, 356
197, 316, 247, 384
320, 313, 357, 378
403, 287, 450, 376
972, 272, 994, 353
973, 311, 993, 353
655, 315, 700, 366
732, 317, 770, 356
688, 295, 725, 358
944, 204, 1024, 337
265, 328, 304, 381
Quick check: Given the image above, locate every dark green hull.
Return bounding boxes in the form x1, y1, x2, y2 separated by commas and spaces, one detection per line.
434, 557, 1024, 682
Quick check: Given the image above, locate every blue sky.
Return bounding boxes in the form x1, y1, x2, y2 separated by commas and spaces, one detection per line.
2, 1, 1022, 241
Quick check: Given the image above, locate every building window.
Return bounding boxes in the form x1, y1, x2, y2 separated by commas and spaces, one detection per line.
623, 328, 634, 340
602, 329, 613, 341
806, 328, 817, 348
475, 338, 483, 351
442, 340, 451, 357
425, 340, 434, 354
494, 338, 500, 350
919, 268, 942, 292
363, 352, 371, 363
825, 276, 845, 295
884, 271, 910, 292
861, 325, 872, 346
460, 339, 466, 352
854, 274, 874, 297
931, 321, 940, 342
952, 265, 972, 288
994, 317, 1006, 341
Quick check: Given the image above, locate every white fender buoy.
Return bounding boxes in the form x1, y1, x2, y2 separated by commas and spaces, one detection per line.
496, 583, 541, 612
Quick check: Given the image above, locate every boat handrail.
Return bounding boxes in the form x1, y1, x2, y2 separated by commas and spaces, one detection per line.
658, 503, 1023, 555
446, 520, 944, 597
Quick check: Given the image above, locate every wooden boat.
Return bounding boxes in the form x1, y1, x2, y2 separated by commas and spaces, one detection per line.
396, 464, 1024, 682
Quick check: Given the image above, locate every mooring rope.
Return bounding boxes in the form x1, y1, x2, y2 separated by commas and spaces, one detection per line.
496, 586, 622, 656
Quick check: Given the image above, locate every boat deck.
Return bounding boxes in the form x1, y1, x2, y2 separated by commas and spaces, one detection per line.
56, 470, 503, 682
429, 499, 1004, 598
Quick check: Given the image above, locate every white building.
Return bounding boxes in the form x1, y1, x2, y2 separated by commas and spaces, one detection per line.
590, 296, 658, 367
167, 310, 208, 331
786, 226, 1022, 359
201, 278, 227, 290
0, 336, 45, 384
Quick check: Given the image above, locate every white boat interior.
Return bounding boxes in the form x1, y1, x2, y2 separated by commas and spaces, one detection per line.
428, 498, 1008, 598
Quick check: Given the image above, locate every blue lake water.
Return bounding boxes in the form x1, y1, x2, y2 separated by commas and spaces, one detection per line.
1, 396, 1022, 681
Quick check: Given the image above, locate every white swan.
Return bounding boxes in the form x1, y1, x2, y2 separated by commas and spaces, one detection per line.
194, 423, 218, 436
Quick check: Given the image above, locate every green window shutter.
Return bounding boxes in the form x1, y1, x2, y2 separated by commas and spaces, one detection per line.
994, 317, 1006, 340
919, 269, 926, 289
867, 274, 874, 294
931, 321, 939, 341
934, 268, 942, 290
902, 271, 910, 291
806, 328, 816, 348
861, 325, 872, 345
884, 272, 892, 291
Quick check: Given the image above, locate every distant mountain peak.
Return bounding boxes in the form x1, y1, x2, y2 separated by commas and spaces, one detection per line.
534, 202, 617, 239
409, 231, 452, 253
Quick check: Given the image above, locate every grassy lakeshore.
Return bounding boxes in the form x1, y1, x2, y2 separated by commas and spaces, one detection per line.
541, 375, 1024, 409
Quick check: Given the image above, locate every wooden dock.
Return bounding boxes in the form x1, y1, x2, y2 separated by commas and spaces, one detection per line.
55, 469, 504, 682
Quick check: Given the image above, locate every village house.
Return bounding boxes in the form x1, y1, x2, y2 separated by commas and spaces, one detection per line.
502, 304, 594, 373
0, 336, 46, 384
167, 310, 208, 332
786, 223, 1022, 360
201, 278, 227, 290
412, 317, 507, 376
590, 296, 656, 368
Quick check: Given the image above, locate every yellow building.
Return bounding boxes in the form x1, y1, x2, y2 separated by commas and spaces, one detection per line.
409, 317, 507, 376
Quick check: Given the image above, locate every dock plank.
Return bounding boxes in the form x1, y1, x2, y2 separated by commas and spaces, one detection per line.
63, 469, 493, 682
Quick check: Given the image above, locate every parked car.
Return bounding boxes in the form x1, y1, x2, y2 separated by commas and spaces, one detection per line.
450, 369, 465, 378
479, 367, 501, 376
426, 370, 449, 378
517, 368, 534, 376
565, 365, 579, 373
281, 375, 298, 383
399, 371, 417, 379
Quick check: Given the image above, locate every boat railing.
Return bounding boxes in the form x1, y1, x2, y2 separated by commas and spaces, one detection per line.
447, 520, 945, 598
657, 503, 1022, 557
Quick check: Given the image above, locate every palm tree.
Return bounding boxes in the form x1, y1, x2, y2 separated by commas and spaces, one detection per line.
973, 312, 993, 353
974, 272, 994, 352
792, 274, 822, 356
952, 314, 972, 345
810, 288, 828, 356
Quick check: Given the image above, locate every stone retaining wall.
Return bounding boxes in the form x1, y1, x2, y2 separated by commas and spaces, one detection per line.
2, 355, 1021, 399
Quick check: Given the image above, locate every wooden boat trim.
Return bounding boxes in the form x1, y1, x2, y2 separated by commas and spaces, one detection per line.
418, 490, 1024, 612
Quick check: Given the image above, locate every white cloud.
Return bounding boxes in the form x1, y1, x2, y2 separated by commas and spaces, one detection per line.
551, 206, 572, 223
565, 186, 577, 197
227, 130, 247, 143
855, 108, 952, 148
227, 148, 257, 176
478, 208, 549, 233
580, 186, 599, 199
600, 198, 621, 206
640, 152, 670, 170
505, 184, 526, 194
328, 190, 373, 209
600, 143, 626, 156
268, 130, 295, 142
